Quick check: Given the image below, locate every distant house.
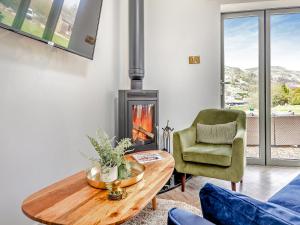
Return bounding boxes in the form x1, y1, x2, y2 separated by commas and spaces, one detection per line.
56, 11, 76, 37
56, 17, 72, 37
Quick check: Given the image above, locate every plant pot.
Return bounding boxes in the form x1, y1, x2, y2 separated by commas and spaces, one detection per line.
118, 161, 132, 179
100, 166, 118, 183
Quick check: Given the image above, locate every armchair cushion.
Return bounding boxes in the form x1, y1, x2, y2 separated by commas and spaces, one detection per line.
196, 121, 237, 144
183, 143, 232, 166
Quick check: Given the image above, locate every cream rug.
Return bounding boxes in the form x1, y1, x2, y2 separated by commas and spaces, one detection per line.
123, 198, 202, 225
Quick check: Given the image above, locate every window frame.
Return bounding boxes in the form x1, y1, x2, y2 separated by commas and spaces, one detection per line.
221, 7, 300, 166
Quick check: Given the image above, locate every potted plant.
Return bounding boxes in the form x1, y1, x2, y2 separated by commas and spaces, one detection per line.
87, 131, 132, 183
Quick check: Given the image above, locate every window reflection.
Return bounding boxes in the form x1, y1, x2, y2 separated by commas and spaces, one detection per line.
0, 0, 22, 26
21, 0, 53, 38
53, 0, 80, 48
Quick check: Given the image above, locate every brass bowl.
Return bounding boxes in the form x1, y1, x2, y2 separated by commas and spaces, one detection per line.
86, 161, 145, 189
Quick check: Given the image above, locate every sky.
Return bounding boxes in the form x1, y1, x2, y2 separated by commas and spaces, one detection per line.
224, 13, 300, 71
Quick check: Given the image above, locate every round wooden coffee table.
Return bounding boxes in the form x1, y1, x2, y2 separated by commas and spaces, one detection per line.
22, 150, 174, 225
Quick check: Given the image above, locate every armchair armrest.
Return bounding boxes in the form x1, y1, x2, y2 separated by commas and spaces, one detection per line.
231, 128, 246, 182
173, 127, 196, 149
168, 208, 215, 225
173, 127, 196, 173
232, 128, 246, 147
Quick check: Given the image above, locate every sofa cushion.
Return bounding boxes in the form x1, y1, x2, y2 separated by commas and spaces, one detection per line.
168, 208, 214, 225
182, 143, 232, 166
268, 174, 300, 214
197, 121, 237, 144
200, 183, 300, 225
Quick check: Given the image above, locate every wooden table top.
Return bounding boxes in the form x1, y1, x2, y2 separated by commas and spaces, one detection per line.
22, 150, 175, 225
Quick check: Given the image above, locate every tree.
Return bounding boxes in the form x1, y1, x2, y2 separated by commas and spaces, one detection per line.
0, 11, 3, 23
272, 84, 290, 107
31, 0, 53, 17
0, 0, 21, 10
247, 86, 259, 110
290, 88, 300, 105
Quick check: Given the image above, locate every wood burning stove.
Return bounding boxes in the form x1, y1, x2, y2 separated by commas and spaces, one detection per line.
118, 0, 159, 151
118, 90, 159, 151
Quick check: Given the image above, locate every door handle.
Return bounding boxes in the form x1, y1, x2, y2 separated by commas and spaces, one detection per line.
220, 81, 231, 85
220, 81, 230, 96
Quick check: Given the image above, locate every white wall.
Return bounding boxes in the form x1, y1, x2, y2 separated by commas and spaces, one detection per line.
0, 0, 120, 224
143, 0, 221, 133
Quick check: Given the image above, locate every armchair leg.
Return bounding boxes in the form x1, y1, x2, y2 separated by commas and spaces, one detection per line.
181, 174, 186, 192
231, 182, 236, 191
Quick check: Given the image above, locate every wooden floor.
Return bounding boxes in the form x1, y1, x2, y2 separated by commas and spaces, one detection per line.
158, 165, 300, 208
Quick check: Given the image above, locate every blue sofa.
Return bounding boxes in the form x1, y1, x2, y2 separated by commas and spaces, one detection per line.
168, 174, 300, 225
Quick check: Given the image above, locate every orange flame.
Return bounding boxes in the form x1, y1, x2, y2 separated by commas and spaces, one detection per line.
132, 104, 154, 142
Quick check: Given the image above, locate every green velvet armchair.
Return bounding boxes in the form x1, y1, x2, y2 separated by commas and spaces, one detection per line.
173, 109, 246, 191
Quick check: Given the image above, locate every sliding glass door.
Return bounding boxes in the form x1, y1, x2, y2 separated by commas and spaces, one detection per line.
266, 8, 300, 166
222, 11, 265, 165
222, 8, 300, 166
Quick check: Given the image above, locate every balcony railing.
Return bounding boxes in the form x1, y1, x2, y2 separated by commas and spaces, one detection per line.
247, 112, 300, 146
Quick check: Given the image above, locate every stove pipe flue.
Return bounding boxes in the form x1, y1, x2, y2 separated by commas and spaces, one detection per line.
129, 0, 144, 90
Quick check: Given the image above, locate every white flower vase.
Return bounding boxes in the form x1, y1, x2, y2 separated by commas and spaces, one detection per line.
100, 166, 118, 183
